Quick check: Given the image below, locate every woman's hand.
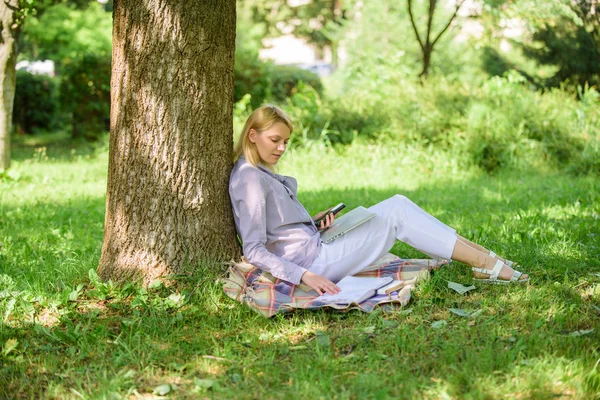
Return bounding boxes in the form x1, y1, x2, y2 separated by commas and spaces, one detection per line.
313, 210, 335, 231
301, 271, 340, 295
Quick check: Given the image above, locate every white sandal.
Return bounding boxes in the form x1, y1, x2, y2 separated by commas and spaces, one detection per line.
489, 250, 516, 268
472, 259, 528, 285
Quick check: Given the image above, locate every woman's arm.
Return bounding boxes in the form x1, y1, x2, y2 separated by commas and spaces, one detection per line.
301, 271, 340, 295
231, 172, 308, 284
312, 210, 335, 231
231, 170, 339, 293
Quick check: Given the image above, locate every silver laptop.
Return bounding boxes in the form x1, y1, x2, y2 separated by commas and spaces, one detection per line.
320, 206, 376, 243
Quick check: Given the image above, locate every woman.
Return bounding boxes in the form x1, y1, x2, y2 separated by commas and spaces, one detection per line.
229, 105, 528, 296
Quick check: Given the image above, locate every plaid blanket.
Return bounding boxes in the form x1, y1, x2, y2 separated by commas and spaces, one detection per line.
223, 253, 448, 317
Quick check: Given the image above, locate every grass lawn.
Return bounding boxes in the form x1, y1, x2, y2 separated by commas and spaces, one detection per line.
1, 135, 599, 399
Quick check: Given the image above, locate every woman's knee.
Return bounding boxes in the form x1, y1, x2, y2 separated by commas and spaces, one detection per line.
392, 194, 412, 205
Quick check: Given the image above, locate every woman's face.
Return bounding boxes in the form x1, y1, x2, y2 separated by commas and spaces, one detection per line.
249, 122, 290, 166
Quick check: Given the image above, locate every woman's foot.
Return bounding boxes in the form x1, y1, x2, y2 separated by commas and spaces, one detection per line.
472, 259, 528, 284
488, 250, 517, 268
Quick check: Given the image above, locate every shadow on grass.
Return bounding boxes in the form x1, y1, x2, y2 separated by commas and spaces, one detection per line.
0, 195, 106, 294
2, 171, 599, 397
10, 131, 108, 163
300, 175, 599, 276
1, 265, 597, 398
3, 171, 598, 295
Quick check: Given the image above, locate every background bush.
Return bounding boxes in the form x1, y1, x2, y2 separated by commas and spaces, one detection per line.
271, 70, 600, 175
13, 70, 60, 134
234, 60, 323, 108
234, 56, 273, 109
60, 54, 111, 141
270, 65, 323, 101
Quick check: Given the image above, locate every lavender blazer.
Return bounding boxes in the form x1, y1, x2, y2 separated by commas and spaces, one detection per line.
229, 156, 321, 284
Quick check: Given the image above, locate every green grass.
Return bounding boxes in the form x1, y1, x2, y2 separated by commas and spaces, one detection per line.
1, 136, 599, 399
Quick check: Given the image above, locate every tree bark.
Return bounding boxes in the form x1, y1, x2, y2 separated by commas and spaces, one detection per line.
98, 0, 240, 284
421, 44, 432, 77
0, 0, 19, 171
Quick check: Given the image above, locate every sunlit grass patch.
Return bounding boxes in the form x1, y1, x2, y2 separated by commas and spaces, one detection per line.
1, 139, 599, 398
466, 356, 589, 399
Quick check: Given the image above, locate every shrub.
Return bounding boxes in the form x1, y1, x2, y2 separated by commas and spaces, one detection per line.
270, 65, 323, 102
240, 64, 600, 175
282, 82, 331, 146
459, 73, 590, 172
60, 54, 111, 140
13, 70, 60, 134
234, 55, 273, 109
315, 70, 599, 174
234, 60, 324, 108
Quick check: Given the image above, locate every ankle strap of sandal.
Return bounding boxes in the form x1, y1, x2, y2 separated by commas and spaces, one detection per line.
471, 259, 504, 279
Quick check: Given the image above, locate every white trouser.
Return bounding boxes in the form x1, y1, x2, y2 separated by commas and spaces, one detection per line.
308, 195, 458, 282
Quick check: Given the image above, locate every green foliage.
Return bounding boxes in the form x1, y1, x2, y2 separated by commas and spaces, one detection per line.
482, 0, 599, 89
448, 72, 584, 172
278, 68, 600, 174
234, 57, 323, 109
60, 54, 111, 140
234, 0, 272, 108
521, 18, 600, 88
234, 59, 323, 109
234, 1, 323, 108
234, 57, 273, 109
341, 1, 421, 79
243, 0, 348, 51
19, 2, 112, 68
270, 65, 323, 101
13, 70, 60, 134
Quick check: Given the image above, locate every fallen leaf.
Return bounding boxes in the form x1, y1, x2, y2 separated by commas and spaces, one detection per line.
153, 384, 171, 396
431, 320, 447, 329
68, 290, 79, 302
168, 293, 184, 304
148, 280, 163, 289
2, 339, 18, 356
289, 345, 308, 351
568, 328, 594, 337
449, 308, 471, 317
316, 331, 330, 347
448, 281, 477, 295
449, 308, 482, 318
194, 378, 215, 389
362, 326, 376, 334
259, 333, 270, 341
382, 320, 398, 328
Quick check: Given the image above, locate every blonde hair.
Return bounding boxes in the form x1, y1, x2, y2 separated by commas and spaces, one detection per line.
233, 104, 294, 169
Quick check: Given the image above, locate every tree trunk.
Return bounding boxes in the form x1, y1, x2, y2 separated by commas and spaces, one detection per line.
420, 44, 432, 78
330, 0, 343, 71
0, 0, 19, 171
407, 0, 464, 80
98, 0, 240, 284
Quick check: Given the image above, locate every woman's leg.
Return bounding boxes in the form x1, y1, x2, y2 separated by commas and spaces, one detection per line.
367, 195, 527, 282
456, 235, 509, 262
456, 235, 488, 253
309, 195, 451, 281
451, 240, 528, 281
309, 195, 526, 282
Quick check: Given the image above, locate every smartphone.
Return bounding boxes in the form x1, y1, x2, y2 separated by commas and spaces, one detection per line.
314, 203, 346, 226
